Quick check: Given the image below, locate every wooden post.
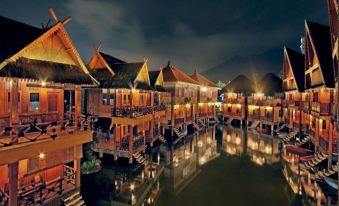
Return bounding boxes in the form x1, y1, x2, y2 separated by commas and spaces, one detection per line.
8, 162, 18, 206
129, 125, 134, 163
150, 119, 154, 146
9, 80, 19, 126
170, 93, 175, 137
74, 158, 81, 188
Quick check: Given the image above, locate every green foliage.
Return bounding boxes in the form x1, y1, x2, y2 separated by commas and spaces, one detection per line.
81, 148, 101, 171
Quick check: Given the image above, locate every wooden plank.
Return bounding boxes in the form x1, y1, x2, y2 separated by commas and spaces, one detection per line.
0, 130, 92, 166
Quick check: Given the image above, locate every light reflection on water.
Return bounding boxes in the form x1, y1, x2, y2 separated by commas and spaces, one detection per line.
82, 125, 302, 206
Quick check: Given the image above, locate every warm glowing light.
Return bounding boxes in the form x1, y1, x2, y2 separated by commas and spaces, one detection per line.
226, 134, 231, 142
236, 137, 241, 145
131, 88, 136, 93
186, 103, 191, 108
236, 104, 241, 108
202, 87, 207, 92
207, 137, 211, 144
130, 183, 135, 191
39, 153, 45, 159
227, 103, 231, 107
198, 140, 203, 147
41, 81, 46, 87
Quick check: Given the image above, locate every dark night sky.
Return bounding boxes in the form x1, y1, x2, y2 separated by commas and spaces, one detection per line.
0, 0, 329, 73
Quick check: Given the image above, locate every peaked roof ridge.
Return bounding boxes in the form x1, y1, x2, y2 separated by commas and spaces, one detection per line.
305, 20, 334, 87
0, 16, 45, 63
99, 51, 126, 65
190, 71, 218, 88
162, 63, 199, 85
284, 47, 304, 91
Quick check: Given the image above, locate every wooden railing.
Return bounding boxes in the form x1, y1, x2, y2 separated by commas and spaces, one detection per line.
112, 106, 153, 118
311, 102, 331, 115
2, 165, 76, 206
0, 112, 88, 149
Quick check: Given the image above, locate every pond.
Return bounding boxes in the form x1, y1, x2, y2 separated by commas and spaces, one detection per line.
82, 125, 301, 206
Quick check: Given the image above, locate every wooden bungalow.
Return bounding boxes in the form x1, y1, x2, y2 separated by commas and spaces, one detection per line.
222, 75, 254, 127
0, 10, 95, 206
282, 47, 308, 134
162, 62, 200, 139
86, 50, 167, 163
303, 20, 336, 161
246, 74, 282, 134
327, 0, 339, 163
190, 71, 219, 125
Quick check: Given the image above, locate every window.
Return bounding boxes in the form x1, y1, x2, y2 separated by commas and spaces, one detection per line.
30, 93, 39, 112
102, 93, 107, 105
322, 120, 326, 130
123, 95, 127, 105
109, 94, 115, 105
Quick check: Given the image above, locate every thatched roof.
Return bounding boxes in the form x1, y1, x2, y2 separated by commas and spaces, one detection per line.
306, 21, 334, 87
0, 57, 94, 85
162, 62, 199, 85
0, 16, 45, 63
190, 71, 218, 88
221, 75, 254, 95
99, 52, 126, 65
258, 73, 282, 96
90, 62, 151, 90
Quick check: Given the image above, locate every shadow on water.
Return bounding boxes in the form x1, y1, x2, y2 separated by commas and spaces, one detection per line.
82, 125, 302, 206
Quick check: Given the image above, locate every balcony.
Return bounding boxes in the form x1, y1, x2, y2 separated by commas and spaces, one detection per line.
311, 102, 331, 116
154, 103, 166, 112
0, 112, 91, 152
1, 165, 76, 206
112, 106, 153, 118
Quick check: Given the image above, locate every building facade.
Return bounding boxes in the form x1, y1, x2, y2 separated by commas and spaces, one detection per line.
87, 50, 167, 163
0, 10, 94, 206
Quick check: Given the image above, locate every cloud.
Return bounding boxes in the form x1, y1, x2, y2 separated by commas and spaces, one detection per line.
61, 0, 328, 73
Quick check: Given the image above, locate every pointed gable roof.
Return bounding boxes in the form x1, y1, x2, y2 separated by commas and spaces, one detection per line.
284, 48, 305, 91
99, 52, 126, 65
149, 70, 166, 91
0, 16, 45, 63
190, 70, 218, 88
221, 74, 254, 95
305, 21, 334, 87
89, 51, 151, 89
0, 15, 96, 85
162, 62, 199, 85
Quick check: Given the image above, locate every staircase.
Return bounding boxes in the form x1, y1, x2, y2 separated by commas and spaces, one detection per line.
192, 122, 203, 131
174, 127, 186, 138
274, 124, 286, 132
226, 117, 233, 125
249, 121, 260, 129
62, 190, 85, 206
133, 152, 146, 164
198, 119, 206, 128
158, 135, 166, 143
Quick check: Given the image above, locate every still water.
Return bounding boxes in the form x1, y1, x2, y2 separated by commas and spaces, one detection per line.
82, 125, 302, 206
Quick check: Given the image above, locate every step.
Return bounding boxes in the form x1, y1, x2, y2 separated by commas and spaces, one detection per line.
65, 195, 82, 206
63, 191, 80, 203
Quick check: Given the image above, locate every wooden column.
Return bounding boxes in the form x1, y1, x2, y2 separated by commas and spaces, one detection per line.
74, 158, 81, 188
129, 125, 134, 163
8, 162, 18, 206
170, 93, 175, 137
150, 120, 154, 146
9, 80, 19, 126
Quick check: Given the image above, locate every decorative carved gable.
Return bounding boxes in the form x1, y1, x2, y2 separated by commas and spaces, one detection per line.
22, 28, 76, 66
